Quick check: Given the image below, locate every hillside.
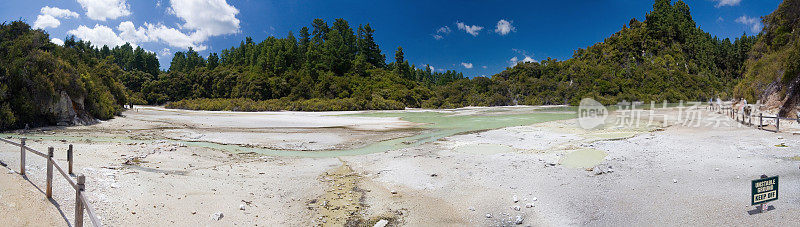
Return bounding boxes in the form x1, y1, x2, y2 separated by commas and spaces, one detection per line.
733, 0, 800, 117
460, 0, 756, 106
0, 21, 155, 130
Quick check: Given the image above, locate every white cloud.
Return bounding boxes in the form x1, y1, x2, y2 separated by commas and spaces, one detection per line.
51, 38, 64, 46
736, 15, 763, 33
33, 6, 79, 29
715, 0, 741, 7
169, 0, 241, 41
461, 62, 473, 69
33, 15, 60, 29
118, 21, 149, 42
522, 56, 536, 63
117, 21, 207, 51
144, 23, 207, 51
482, 65, 487, 69
41, 6, 79, 19
432, 26, 451, 40
425, 65, 435, 72
77, 0, 131, 21
436, 26, 451, 34
509, 55, 537, 66
159, 48, 172, 57
494, 19, 515, 35
68, 24, 129, 48
456, 22, 483, 36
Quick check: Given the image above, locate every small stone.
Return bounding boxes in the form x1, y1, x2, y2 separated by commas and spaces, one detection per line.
239, 204, 246, 210
512, 206, 521, 211
714, 168, 719, 171
390, 190, 397, 194
212, 212, 224, 221
673, 179, 677, 183
373, 219, 389, 227
485, 213, 492, 218
514, 216, 524, 225
531, 197, 537, 201
525, 203, 534, 208
468, 207, 475, 211
513, 195, 519, 203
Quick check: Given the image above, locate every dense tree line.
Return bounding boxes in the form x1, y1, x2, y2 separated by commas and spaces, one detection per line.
0, 21, 152, 129
137, 19, 464, 110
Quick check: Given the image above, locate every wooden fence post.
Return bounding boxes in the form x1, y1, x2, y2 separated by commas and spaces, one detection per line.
20, 138, 26, 175
46, 147, 54, 199
75, 174, 85, 227
776, 117, 780, 132
759, 113, 763, 130
68, 144, 73, 175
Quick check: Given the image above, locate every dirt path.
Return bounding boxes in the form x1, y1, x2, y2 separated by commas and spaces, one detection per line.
0, 167, 66, 226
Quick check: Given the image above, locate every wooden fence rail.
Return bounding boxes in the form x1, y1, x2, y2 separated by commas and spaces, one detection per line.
718, 105, 798, 133
0, 137, 102, 227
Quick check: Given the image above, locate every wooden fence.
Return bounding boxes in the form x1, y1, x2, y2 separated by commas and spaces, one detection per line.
719, 105, 799, 133
0, 137, 102, 227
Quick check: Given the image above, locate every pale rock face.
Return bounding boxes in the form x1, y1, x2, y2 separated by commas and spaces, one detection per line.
46, 91, 95, 126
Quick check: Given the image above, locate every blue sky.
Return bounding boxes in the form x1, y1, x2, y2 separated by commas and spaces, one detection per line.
0, 0, 782, 77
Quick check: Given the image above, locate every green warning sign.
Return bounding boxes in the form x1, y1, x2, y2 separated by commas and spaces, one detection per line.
751, 176, 778, 205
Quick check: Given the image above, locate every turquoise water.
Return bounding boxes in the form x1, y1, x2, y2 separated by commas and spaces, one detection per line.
1, 109, 575, 157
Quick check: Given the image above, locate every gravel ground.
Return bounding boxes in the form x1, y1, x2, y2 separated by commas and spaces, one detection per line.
1, 106, 798, 226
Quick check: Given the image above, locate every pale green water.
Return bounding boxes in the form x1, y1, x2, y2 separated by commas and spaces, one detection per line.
1, 109, 575, 157
559, 148, 608, 168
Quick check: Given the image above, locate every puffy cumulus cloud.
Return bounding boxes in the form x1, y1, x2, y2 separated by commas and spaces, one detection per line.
118, 21, 149, 42
33, 15, 60, 29
41, 6, 79, 19
51, 38, 65, 46
77, 0, 131, 21
33, 6, 79, 29
432, 34, 444, 40
494, 19, 515, 35
456, 22, 483, 36
714, 0, 741, 7
68, 24, 129, 48
736, 15, 763, 33
144, 23, 207, 51
169, 0, 240, 41
461, 62, 473, 69
117, 21, 207, 51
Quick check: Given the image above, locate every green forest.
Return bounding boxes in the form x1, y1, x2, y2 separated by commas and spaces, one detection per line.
161, 0, 756, 110
0, 21, 137, 129
733, 0, 800, 116
4, 0, 794, 130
